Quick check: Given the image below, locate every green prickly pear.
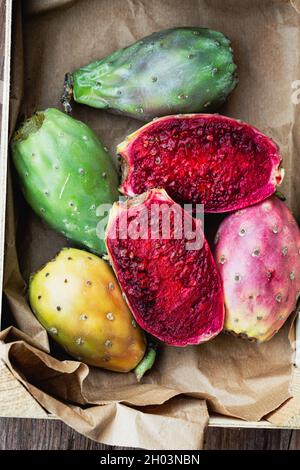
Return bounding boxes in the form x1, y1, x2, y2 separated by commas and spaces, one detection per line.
62, 27, 238, 121
29, 248, 146, 372
11, 108, 119, 254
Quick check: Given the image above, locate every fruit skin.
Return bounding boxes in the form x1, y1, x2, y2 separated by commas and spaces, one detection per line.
105, 188, 224, 346
11, 108, 119, 254
62, 27, 238, 121
118, 114, 284, 213
214, 197, 300, 342
29, 248, 146, 372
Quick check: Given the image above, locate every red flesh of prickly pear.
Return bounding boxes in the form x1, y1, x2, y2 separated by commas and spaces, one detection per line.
105, 188, 224, 346
118, 114, 283, 213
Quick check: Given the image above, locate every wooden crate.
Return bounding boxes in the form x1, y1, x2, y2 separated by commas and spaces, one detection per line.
0, 0, 299, 431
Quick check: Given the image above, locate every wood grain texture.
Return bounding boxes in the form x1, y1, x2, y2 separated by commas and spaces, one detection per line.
0, 362, 48, 418
0, 0, 299, 450
0, 417, 298, 450
0, 0, 5, 73
0, 0, 5, 126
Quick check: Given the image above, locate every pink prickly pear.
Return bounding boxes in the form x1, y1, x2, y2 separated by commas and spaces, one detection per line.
214, 197, 300, 342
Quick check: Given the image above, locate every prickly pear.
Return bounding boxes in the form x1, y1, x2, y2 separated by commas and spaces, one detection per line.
29, 248, 146, 372
11, 108, 119, 254
106, 188, 224, 346
62, 28, 238, 120
214, 197, 300, 342
118, 114, 284, 213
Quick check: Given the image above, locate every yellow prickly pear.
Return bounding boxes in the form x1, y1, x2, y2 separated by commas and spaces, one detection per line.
29, 248, 146, 372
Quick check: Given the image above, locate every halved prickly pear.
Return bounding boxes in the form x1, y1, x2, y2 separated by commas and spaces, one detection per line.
118, 114, 284, 213
105, 188, 224, 346
214, 197, 300, 342
62, 27, 237, 120
11, 108, 119, 254
29, 248, 146, 372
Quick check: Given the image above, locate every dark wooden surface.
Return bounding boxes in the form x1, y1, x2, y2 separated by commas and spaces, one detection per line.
0, 418, 299, 450
0, 0, 299, 450
0, 0, 5, 131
